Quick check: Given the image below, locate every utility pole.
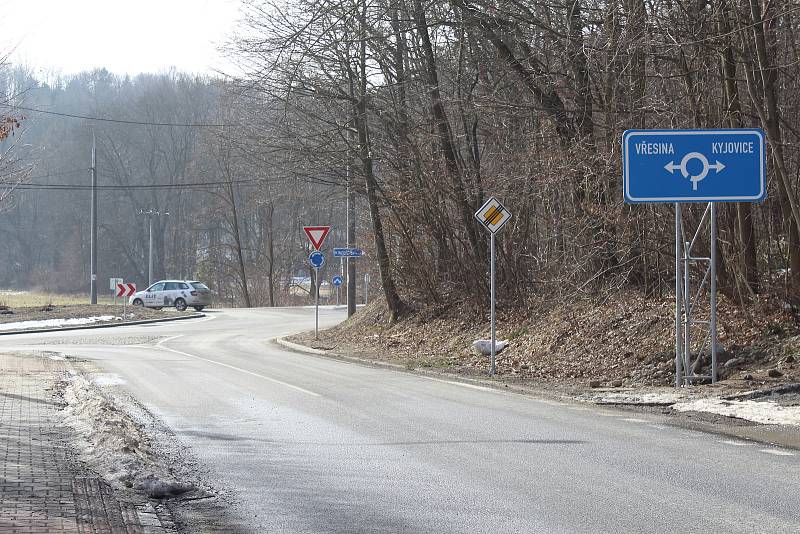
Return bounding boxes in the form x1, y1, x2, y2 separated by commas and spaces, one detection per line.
148, 216, 154, 285
89, 135, 98, 304
346, 123, 357, 318
139, 209, 168, 285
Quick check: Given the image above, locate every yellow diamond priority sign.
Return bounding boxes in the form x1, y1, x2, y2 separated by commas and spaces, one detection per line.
475, 197, 512, 234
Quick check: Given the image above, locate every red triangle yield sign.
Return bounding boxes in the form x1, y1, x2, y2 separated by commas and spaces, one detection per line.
303, 226, 331, 251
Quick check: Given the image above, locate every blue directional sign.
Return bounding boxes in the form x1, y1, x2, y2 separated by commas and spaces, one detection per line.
333, 248, 364, 258
331, 275, 343, 287
623, 129, 766, 203
308, 251, 325, 269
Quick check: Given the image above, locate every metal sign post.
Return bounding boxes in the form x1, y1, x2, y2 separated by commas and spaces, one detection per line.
110, 278, 121, 306
624, 128, 765, 386
474, 197, 512, 376
490, 232, 496, 375
308, 251, 325, 340
672, 203, 719, 385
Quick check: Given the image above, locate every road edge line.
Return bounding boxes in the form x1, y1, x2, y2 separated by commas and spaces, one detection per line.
274, 335, 560, 399
154, 343, 320, 398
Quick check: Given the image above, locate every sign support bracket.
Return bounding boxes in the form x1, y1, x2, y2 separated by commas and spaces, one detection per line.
675, 202, 718, 386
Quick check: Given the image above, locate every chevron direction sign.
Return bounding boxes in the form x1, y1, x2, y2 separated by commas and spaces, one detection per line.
116, 283, 136, 298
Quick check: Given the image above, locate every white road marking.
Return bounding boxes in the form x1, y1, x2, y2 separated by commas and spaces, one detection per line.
596, 412, 623, 417
720, 440, 749, 447
538, 400, 567, 407
759, 449, 795, 456
154, 336, 320, 397
141, 313, 218, 328
158, 335, 184, 345
419, 375, 504, 394
568, 407, 590, 412
622, 418, 649, 424
647, 424, 668, 430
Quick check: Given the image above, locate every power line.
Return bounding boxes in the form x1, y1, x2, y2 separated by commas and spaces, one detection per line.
0, 103, 240, 128
7, 178, 263, 191
9, 168, 89, 181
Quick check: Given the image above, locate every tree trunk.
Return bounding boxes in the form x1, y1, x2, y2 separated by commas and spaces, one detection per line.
742, 0, 800, 298
567, 1, 594, 141
450, 0, 576, 142
227, 179, 251, 307
413, 0, 481, 262
358, 0, 405, 321
721, 0, 759, 296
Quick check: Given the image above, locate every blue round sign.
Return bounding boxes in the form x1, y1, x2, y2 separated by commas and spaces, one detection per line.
308, 251, 325, 269
331, 275, 343, 287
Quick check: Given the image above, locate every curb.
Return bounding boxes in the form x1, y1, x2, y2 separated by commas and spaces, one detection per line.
274, 336, 575, 402
0, 312, 205, 336
274, 335, 800, 451
274, 337, 331, 356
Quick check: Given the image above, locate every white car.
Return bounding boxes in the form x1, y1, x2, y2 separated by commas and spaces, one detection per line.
129, 280, 211, 311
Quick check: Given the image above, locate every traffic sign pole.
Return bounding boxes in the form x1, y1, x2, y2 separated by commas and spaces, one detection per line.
307, 251, 326, 340
474, 196, 511, 377
675, 204, 682, 389
711, 202, 718, 383
490, 232, 496, 376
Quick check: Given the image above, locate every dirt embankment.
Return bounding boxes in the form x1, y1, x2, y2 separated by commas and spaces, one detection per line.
290, 291, 799, 395
0, 304, 181, 329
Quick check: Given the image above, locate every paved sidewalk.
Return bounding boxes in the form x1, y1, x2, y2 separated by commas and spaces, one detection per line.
0, 352, 164, 533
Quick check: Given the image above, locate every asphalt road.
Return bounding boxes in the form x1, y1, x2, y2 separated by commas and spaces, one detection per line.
1, 307, 798, 533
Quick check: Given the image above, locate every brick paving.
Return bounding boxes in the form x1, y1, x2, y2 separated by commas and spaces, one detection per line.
0, 352, 156, 533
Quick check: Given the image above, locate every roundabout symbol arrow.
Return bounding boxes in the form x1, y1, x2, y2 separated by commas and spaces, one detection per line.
664, 152, 726, 191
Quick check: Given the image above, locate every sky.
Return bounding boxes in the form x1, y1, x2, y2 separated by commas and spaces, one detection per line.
0, 0, 243, 79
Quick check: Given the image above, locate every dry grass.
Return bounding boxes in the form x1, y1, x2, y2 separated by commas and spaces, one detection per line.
0, 290, 117, 308
292, 290, 800, 391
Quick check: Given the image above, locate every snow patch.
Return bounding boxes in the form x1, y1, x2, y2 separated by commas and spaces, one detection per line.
60, 374, 192, 497
589, 392, 686, 405
91, 373, 126, 387
0, 315, 116, 331
0, 289, 27, 295
672, 398, 800, 426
